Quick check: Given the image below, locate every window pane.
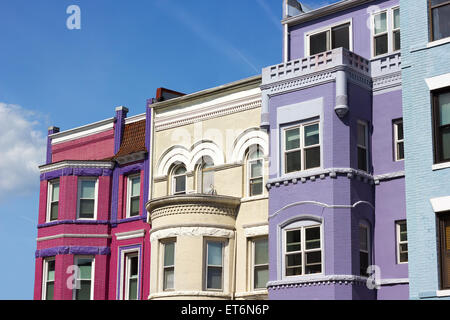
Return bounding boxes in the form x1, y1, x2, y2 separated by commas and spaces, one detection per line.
400, 252, 408, 263
174, 166, 186, 175
393, 30, 401, 51
360, 227, 368, 251
47, 261, 55, 281
254, 266, 269, 289
358, 147, 368, 171
50, 203, 59, 221
255, 238, 268, 265
285, 128, 300, 150
375, 34, 388, 56
208, 242, 223, 266
175, 175, 186, 193
306, 251, 322, 265
75, 280, 91, 300
251, 160, 263, 178
305, 227, 321, 250
304, 124, 319, 146
397, 142, 405, 160
128, 278, 138, 300
250, 178, 263, 197
310, 31, 329, 55
360, 252, 369, 276
207, 267, 222, 289
397, 122, 404, 140
77, 259, 92, 279
286, 253, 302, 268
202, 170, 214, 194
374, 12, 387, 34
432, 5, 450, 41
45, 283, 54, 300
249, 149, 263, 160
358, 123, 367, 147
52, 183, 59, 201
164, 242, 175, 267
331, 23, 350, 50
305, 147, 321, 169
439, 92, 450, 126
80, 181, 95, 199
130, 197, 140, 216
286, 230, 301, 252
286, 267, 302, 276
129, 256, 139, 277
131, 177, 140, 196
286, 151, 301, 173
164, 268, 174, 290
393, 8, 400, 29
79, 199, 95, 218
441, 127, 450, 160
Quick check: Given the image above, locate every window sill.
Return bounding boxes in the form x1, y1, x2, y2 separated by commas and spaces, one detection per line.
432, 162, 450, 171
241, 195, 268, 203
436, 289, 450, 297
427, 37, 450, 49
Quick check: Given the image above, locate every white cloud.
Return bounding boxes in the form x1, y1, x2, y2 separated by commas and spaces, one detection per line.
0, 103, 46, 202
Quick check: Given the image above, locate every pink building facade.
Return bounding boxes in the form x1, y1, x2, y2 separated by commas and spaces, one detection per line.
34, 104, 154, 300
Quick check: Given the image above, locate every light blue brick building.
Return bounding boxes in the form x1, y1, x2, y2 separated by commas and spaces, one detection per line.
401, 0, 450, 300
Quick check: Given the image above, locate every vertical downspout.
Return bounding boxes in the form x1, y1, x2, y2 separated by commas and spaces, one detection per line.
335, 70, 349, 118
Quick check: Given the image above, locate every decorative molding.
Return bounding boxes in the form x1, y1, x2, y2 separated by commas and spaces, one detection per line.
150, 223, 235, 234
115, 151, 147, 166
373, 71, 402, 92
379, 278, 409, 286
35, 246, 111, 258
37, 220, 110, 229
150, 226, 235, 242
373, 171, 405, 184
50, 117, 115, 145
37, 234, 111, 242
115, 229, 146, 241
39, 160, 114, 174
234, 290, 268, 300
244, 225, 269, 238
149, 291, 232, 300
267, 275, 369, 289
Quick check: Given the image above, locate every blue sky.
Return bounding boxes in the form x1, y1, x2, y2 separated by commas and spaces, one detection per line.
0, 0, 337, 300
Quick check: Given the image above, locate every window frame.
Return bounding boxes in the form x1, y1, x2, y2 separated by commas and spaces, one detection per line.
124, 252, 139, 300
126, 173, 141, 218
204, 240, 225, 292
429, 0, 450, 42
282, 120, 322, 175
396, 220, 408, 264
247, 148, 265, 198
393, 119, 404, 162
46, 179, 60, 222
196, 157, 215, 194
251, 236, 269, 290
72, 255, 95, 301
371, 7, 401, 58
392, 7, 401, 52
357, 120, 369, 172
432, 87, 450, 164
359, 223, 371, 277
438, 213, 450, 289
76, 177, 99, 220
282, 223, 323, 279
305, 19, 353, 57
42, 257, 56, 300
161, 239, 176, 292
171, 165, 187, 195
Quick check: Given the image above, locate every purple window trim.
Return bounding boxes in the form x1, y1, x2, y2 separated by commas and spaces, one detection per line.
35, 246, 111, 258
37, 220, 110, 229
117, 244, 142, 300
119, 162, 144, 176
117, 216, 143, 224
40, 168, 113, 181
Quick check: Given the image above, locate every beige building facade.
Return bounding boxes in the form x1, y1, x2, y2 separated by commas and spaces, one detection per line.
146, 76, 269, 300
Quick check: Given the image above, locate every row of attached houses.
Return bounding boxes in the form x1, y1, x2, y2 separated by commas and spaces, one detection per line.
33, 0, 450, 300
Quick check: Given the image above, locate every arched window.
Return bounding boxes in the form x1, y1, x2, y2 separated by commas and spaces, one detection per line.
172, 165, 187, 195
247, 147, 264, 197
196, 156, 215, 194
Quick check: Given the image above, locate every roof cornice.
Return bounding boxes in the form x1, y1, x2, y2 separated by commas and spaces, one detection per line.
282, 0, 374, 26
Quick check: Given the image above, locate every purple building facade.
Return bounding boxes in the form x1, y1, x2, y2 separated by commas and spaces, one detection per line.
263, 0, 408, 300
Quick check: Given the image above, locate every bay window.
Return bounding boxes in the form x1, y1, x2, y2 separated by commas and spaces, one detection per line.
77, 178, 98, 219
47, 180, 60, 222
73, 256, 94, 300
42, 258, 55, 300
163, 240, 175, 291
205, 241, 224, 290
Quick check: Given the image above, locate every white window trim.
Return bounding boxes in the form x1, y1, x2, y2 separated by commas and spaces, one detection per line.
304, 19, 353, 57
73, 256, 95, 301
204, 239, 225, 292
392, 7, 400, 51
282, 223, 324, 279
76, 177, 99, 220
371, 6, 401, 58
396, 221, 408, 264
394, 119, 404, 162
250, 236, 269, 291
171, 165, 187, 196
160, 239, 176, 292
124, 252, 139, 300
118, 247, 141, 300
357, 120, 369, 172
282, 120, 322, 175
359, 222, 371, 276
247, 150, 265, 198
46, 179, 60, 222
41, 257, 55, 300
126, 173, 141, 218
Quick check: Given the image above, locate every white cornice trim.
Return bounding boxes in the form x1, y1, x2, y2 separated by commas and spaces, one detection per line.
50, 117, 115, 145
37, 234, 111, 242
150, 227, 235, 242
267, 274, 369, 288
125, 113, 146, 124
39, 161, 114, 174
115, 229, 146, 241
